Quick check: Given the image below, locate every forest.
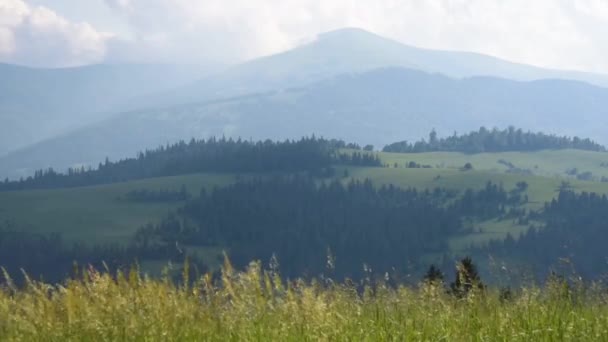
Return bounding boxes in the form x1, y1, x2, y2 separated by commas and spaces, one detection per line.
5, 168, 608, 283
0, 225, 196, 284
136, 177, 526, 279
2, 131, 608, 284
0, 137, 380, 191
481, 190, 608, 278
383, 126, 606, 153
0, 177, 526, 282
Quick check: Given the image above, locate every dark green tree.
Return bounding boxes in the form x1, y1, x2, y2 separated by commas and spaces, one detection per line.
450, 257, 484, 298
423, 264, 444, 285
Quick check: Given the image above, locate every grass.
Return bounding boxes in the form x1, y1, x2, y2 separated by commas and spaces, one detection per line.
379, 149, 608, 180
347, 149, 608, 249
0, 173, 236, 244
448, 219, 530, 252
2, 260, 608, 341
3, 149, 608, 249
344, 165, 608, 247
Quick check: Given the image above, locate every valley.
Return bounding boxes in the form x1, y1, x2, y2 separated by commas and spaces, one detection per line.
3, 144, 608, 278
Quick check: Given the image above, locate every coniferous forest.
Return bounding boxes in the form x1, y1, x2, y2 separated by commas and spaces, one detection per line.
2, 131, 608, 284
0, 137, 380, 192
481, 190, 608, 278
1, 175, 522, 282
383, 126, 605, 153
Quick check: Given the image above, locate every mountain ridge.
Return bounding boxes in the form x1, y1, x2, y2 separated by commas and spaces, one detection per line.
141, 27, 608, 109
3, 66, 608, 179
0, 62, 215, 156
4, 27, 608, 178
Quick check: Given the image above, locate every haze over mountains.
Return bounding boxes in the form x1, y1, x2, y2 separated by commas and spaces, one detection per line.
2, 28, 608, 179
151, 28, 608, 105
0, 63, 212, 156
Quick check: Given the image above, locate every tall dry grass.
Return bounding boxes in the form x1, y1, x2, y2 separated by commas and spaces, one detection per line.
1, 259, 608, 341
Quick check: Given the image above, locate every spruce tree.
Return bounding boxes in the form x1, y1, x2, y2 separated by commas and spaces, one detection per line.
450, 257, 484, 298
423, 264, 444, 285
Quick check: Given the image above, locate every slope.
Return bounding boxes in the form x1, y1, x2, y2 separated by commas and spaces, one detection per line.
6, 27, 608, 177
0, 173, 236, 244
2, 149, 608, 247
0, 63, 211, 156
4, 67, 608, 178
161, 27, 608, 105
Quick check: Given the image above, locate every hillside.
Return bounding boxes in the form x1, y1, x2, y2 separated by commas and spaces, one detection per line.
5, 150, 608, 245
0, 63, 210, 156
3, 147, 608, 280
4, 67, 608, 178
0, 173, 236, 244
5, 28, 608, 178
158, 27, 608, 105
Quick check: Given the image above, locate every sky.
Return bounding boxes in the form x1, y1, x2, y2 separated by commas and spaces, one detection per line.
1, 0, 608, 73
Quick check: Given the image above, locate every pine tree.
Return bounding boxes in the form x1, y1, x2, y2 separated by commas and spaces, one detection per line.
450, 257, 484, 298
423, 264, 444, 285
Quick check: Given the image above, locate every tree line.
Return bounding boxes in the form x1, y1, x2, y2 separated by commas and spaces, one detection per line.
0, 137, 381, 192
383, 126, 605, 153
0, 227, 197, 285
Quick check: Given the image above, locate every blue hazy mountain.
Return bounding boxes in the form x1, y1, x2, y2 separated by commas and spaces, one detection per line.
156, 27, 608, 105
0, 63, 211, 156
2, 67, 607, 178
3, 27, 608, 178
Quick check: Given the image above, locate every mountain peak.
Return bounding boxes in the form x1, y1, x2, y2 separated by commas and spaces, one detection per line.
317, 27, 380, 39
315, 27, 394, 47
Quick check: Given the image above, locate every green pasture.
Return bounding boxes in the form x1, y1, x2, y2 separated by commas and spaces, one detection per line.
350, 148, 608, 248
0, 173, 236, 244
2, 149, 608, 252
379, 149, 608, 180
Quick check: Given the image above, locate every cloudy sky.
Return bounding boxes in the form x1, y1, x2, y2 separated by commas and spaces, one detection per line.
2, 0, 608, 73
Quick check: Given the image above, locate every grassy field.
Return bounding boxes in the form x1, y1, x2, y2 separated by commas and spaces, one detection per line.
379, 149, 608, 180
352, 149, 608, 249
345, 164, 608, 250
0, 173, 236, 244
2, 149, 608, 250
2, 261, 608, 341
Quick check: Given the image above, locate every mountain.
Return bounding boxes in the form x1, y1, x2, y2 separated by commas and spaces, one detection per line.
4, 27, 608, 178
154, 28, 608, 106
0, 63, 213, 156
3, 67, 608, 179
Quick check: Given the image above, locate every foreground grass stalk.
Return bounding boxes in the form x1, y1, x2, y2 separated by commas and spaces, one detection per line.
1, 262, 608, 341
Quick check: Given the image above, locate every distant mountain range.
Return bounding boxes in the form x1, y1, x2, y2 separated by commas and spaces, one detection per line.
0, 63, 212, 156
2, 28, 608, 178
144, 28, 608, 106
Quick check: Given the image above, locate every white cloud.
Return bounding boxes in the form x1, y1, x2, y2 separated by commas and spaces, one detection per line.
3, 0, 608, 72
101, 0, 608, 73
0, 0, 110, 67
0, 0, 27, 56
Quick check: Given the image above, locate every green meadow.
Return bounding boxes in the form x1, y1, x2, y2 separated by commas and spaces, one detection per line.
2, 149, 608, 250
0, 173, 236, 244
379, 149, 608, 179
